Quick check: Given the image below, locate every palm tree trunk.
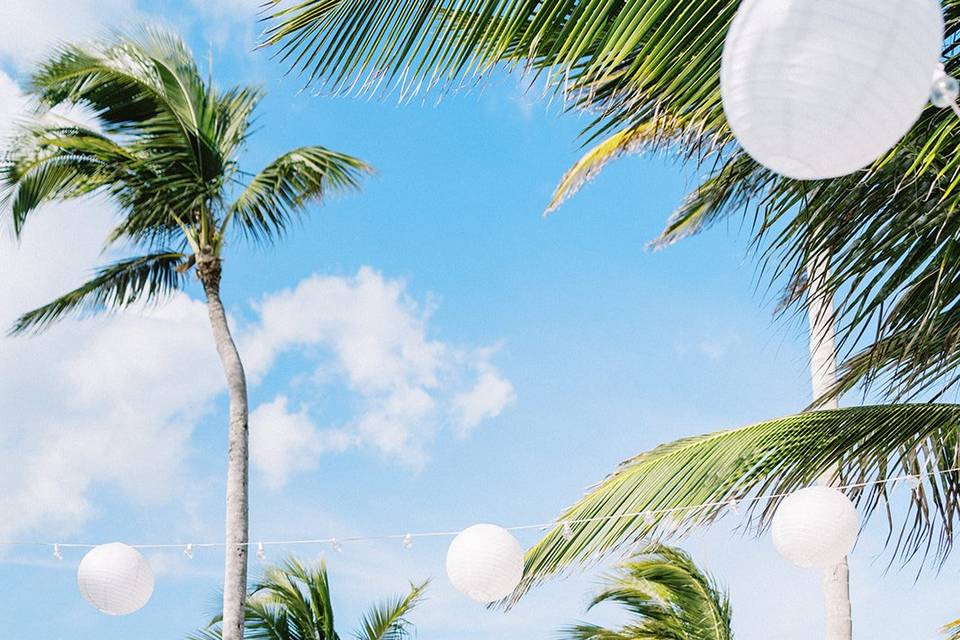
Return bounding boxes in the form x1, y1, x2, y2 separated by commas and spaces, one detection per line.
198, 254, 249, 640
806, 254, 852, 640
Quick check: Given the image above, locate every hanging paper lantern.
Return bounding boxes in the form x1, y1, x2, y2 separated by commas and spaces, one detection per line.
771, 487, 860, 569
721, 0, 944, 179
77, 542, 154, 615
446, 524, 523, 603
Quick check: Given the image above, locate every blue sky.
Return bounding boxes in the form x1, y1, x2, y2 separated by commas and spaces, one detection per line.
0, 1, 956, 638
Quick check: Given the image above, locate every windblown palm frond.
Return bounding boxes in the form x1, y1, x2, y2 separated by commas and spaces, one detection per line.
264, 0, 736, 142
510, 404, 960, 604
229, 146, 373, 242
10, 252, 186, 335
354, 581, 427, 640
944, 618, 960, 639
562, 544, 732, 640
190, 557, 427, 640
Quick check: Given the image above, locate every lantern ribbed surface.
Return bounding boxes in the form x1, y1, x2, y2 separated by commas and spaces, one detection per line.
446, 524, 524, 603
721, 0, 944, 179
771, 486, 860, 569
77, 542, 155, 615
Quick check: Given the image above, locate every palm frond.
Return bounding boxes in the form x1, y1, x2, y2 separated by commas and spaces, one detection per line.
547, 116, 699, 216
263, 0, 736, 141
943, 617, 960, 639
11, 252, 186, 335
229, 146, 373, 243
562, 543, 731, 640
354, 581, 428, 640
512, 404, 960, 604
191, 558, 426, 640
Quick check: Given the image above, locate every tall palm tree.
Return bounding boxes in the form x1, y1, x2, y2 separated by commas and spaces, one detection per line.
190, 557, 428, 640
562, 544, 732, 640
261, 4, 960, 628
0, 30, 372, 640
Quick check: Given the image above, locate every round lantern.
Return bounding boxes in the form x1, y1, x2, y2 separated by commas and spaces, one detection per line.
446, 524, 524, 603
771, 487, 860, 569
77, 542, 154, 615
721, 0, 944, 179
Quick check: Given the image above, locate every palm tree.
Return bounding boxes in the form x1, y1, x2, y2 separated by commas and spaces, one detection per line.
190, 557, 428, 640
562, 544, 732, 640
261, 4, 960, 629
0, 30, 372, 640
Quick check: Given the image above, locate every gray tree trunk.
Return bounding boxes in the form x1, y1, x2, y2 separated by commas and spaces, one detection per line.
199, 255, 249, 640
806, 255, 853, 640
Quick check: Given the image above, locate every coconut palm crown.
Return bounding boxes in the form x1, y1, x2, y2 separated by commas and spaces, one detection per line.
0, 29, 371, 640
190, 557, 428, 640
563, 544, 733, 640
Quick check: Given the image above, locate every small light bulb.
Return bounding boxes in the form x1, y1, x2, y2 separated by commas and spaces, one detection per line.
256, 542, 266, 561
643, 512, 656, 526
561, 521, 574, 541
727, 499, 740, 515
184, 544, 194, 559
331, 538, 343, 553
907, 475, 922, 491
403, 533, 413, 549
931, 68, 960, 108
53, 544, 62, 560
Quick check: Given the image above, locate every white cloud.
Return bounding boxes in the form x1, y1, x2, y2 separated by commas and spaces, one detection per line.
0, 0, 140, 69
0, 205, 222, 541
250, 396, 351, 490
244, 268, 515, 481
452, 360, 516, 434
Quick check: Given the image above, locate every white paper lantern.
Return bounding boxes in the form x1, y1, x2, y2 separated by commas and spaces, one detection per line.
446, 524, 524, 603
771, 486, 860, 569
721, 0, 944, 179
77, 542, 154, 615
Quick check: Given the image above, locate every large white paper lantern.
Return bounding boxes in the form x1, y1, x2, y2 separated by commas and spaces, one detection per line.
446, 524, 524, 603
77, 542, 154, 615
721, 0, 944, 179
771, 487, 860, 569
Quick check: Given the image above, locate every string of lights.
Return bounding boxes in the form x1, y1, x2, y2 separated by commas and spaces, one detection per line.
1, 466, 955, 556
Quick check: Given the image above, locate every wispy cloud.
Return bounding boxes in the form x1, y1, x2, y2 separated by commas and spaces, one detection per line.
244, 268, 516, 482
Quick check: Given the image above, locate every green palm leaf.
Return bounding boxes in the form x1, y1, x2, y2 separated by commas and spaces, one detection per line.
190, 557, 426, 640
11, 252, 187, 335
512, 404, 960, 603
562, 544, 732, 640
354, 581, 428, 640
229, 146, 373, 242
943, 618, 960, 639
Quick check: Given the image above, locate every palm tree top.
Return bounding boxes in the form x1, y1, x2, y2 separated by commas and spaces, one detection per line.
563, 543, 732, 640
191, 557, 428, 640
0, 28, 373, 334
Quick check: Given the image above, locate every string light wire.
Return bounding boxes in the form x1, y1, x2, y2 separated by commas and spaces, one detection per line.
3, 466, 956, 553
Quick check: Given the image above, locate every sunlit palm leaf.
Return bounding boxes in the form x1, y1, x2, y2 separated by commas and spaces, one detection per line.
264, 0, 736, 142
512, 404, 960, 604
10, 252, 186, 335
943, 618, 960, 639
562, 544, 731, 640
354, 581, 428, 640
229, 146, 372, 242
191, 557, 426, 640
